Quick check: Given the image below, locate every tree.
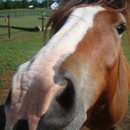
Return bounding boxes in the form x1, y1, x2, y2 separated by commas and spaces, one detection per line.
29, 0, 40, 8
46, 0, 52, 8
40, 0, 47, 8
34, 0, 40, 7
21, 0, 28, 8
13, 0, 22, 9
0, 0, 4, 9
5, 0, 13, 9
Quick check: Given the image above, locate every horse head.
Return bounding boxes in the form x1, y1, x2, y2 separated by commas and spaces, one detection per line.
4, 0, 130, 130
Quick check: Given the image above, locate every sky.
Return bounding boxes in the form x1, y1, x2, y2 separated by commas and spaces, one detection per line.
30, 0, 43, 3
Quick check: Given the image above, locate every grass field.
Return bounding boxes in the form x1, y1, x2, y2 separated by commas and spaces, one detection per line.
0, 8, 53, 104
0, 31, 46, 103
0, 16, 48, 38
0, 8, 53, 39
0, 8, 53, 17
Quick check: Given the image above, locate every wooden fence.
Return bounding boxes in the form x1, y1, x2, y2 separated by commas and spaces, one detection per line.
0, 14, 51, 38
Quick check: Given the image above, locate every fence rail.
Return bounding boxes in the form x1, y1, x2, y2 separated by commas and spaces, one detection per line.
0, 9, 53, 17
0, 14, 51, 38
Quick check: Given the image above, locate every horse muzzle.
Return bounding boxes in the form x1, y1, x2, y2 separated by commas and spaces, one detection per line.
5, 70, 83, 130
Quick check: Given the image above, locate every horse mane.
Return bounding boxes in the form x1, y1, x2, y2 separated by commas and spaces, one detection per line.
45, 0, 130, 37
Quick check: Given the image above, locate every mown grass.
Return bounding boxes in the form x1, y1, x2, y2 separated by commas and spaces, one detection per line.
122, 32, 130, 62
0, 8, 53, 39
0, 9, 52, 97
0, 8, 53, 17
0, 32, 44, 81
0, 33, 44, 71
122, 33, 130, 110
0, 31, 46, 104
0, 16, 48, 38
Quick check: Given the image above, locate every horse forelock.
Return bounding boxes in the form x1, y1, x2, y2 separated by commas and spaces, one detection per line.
46, 0, 130, 38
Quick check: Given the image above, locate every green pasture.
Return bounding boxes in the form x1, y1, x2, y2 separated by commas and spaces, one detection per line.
0, 8, 53, 39
0, 15, 48, 38
0, 8, 54, 104
0, 15, 47, 27
0, 8, 53, 17
0, 31, 46, 104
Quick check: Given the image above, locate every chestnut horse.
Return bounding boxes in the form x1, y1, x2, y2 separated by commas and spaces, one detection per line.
4, 0, 130, 130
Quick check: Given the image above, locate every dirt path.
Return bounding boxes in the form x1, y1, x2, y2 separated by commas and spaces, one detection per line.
0, 87, 10, 105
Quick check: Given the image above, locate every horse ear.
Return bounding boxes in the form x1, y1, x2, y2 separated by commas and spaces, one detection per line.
118, 50, 130, 92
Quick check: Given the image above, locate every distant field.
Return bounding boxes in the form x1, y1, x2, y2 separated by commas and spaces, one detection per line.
0, 31, 46, 104
0, 16, 48, 38
0, 8, 53, 104
0, 8, 53, 39
0, 8, 53, 17
122, 32, 130, 63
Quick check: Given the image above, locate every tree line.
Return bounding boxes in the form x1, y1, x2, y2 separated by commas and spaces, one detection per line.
0, 0, 54, 9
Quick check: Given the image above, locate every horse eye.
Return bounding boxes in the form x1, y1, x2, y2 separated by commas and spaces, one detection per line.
116, 24, 127, 35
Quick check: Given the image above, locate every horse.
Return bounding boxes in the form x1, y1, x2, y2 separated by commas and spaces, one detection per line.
3, 0, 130, 130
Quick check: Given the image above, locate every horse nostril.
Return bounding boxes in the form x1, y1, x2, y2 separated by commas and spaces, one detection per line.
54, 75, 68, 87
37, 77, 78, 130
13, 119, 29, 130
56, 79, 76, 110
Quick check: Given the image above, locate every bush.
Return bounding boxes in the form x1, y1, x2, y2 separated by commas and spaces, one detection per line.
4, 0, 13, 9
21, 0, 28, 8
0, 2, 4, 9
13, 1, 22, 9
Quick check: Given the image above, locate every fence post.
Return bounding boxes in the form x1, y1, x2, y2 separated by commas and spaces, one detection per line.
7, 15, 11, 38
42, 14, 44, 31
